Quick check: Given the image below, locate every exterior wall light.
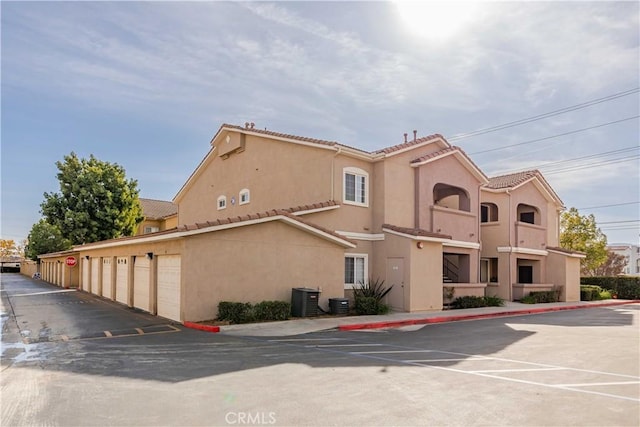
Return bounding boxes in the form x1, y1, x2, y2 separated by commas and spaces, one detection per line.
417, 241, 424, 249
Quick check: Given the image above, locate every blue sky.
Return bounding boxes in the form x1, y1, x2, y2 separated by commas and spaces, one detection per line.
1, 1, 638, 245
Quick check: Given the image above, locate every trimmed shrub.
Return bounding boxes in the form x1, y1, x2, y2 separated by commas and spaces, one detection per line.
484, 295, 505, 307
254, 301, 291, 321
599, 290, 612, 300
580, 285, 603, 301
520, 294, 537, 304
217, 302, 254, 324
451, 296, 486, 309
353, 278, 393, 315
218, 301, 291, 324
580, 276, 640, 299
520, 288, 562, 304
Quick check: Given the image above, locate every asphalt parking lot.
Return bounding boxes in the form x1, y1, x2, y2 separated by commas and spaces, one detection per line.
2, 273, 639, 426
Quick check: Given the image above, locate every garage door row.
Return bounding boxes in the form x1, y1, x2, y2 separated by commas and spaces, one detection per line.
80, 254, 181, 322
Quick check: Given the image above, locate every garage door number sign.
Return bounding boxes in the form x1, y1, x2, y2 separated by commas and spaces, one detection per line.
65, 256, 77, 267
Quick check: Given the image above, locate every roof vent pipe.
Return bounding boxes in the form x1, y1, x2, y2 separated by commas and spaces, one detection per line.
404, 133, 408, 143
413, 130, 417, 142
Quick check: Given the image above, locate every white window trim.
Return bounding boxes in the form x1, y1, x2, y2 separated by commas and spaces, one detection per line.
344, 253, 368, 290
144, 226, 160, 234
343, 167, 369, 207
217, 195, 227, 210
239, 189, 250, 205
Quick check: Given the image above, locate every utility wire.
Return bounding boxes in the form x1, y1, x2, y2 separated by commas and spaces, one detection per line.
536, 147, 638, 170
544, 156, 639, 175
468, 115, 639, 155
598, 220, 640, 225
577, 202, 640, 210
450, 87, 639, 141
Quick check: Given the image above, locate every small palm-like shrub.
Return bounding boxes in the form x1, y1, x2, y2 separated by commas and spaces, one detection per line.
353, 278, 393, 315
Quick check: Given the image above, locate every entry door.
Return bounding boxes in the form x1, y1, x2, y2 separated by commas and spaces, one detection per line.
386, 258, 405, 311
156, 255, 181, 321
133, 256, 151, 312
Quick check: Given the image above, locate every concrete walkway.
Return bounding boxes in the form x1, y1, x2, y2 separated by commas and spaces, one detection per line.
213, 299, 639, 337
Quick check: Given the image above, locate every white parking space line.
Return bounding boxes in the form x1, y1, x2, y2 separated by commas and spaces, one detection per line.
309, 343, 383, 348
407, 358, 483, 363
352, 350, 436, 354
269, 338, 346, 342
470, 367, 566, 373
9, 289, 77, 297
555, 381, 640, 387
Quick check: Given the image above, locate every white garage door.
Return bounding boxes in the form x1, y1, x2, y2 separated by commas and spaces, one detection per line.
82, 258, 90, 291
157, 255, 181, 322
133, 256, 151, 312
91, 258, 100, 295
102, 258, 113, 299
115, 257, 129, 305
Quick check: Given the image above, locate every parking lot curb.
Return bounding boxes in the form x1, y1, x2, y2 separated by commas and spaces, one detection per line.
338, 300, 640, 331
183, 321, 220, 333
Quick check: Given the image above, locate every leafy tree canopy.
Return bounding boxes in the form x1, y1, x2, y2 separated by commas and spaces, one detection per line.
40, 152, 144, 245
560, 207, 608, 275
25, 220, 72, 260
0, 239, 18, 258
588, 250, 626, 277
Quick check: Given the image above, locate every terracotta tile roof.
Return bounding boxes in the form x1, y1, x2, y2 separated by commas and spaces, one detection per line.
374, 133, 447, 154
546, 246, 586, 256
220, 123, 339, 148
280, 200, 339, 214
484, 169, 563, 205
484, 170, 539, 189
382, 224, 452, 240
176, 208, 354, 245
410, 146, 458, 164
140, 198, 178, 219
220, 123, 448, 157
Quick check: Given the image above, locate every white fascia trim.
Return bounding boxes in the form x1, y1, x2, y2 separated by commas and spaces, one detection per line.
336, 231, 385, 241
497, 246, 548, 256
382, 228, 452, 245
443, 240, 481, 250
291, 204, 341, 216
78, 215, 356, 251
547, 249, 586, 258
382, 138, 450, 159
216, 127, 338, 153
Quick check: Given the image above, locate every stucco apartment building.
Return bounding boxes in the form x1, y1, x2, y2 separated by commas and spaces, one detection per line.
37, 123, 583, 322
607, 244, 640, 276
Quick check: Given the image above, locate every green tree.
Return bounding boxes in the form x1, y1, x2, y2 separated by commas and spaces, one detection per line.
40, 152, 144, 245
25, 220, 72, 260
560, 207, 608, 275
0, 239, 18, 258
588, 250, 626, 277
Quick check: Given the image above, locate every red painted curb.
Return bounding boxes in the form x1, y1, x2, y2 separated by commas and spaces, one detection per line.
183, 321, 220, 333
338, 300, 640, 331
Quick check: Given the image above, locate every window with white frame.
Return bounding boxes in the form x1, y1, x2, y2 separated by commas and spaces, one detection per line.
217, 195, 227, 210
344, 254, 367, 288
144, 226, 160, 234
343, 167, 368, 207
239, 188, 250, 205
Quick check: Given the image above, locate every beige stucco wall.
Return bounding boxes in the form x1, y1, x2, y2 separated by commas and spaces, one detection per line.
415, 155, 482, 244
547, 251, 581, 302
177, 133, 338, 226
39, 252, 80, 288
20, 260, 38, 278
181, 221, 347, 321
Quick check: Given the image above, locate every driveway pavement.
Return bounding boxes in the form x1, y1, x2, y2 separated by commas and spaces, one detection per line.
2, 273, 639, 426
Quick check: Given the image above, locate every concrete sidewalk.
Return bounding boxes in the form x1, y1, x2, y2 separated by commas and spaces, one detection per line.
214, 299, 639, 337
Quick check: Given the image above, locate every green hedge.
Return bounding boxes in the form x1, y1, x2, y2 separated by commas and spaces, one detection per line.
450, 295, 505, 309
580, 285, 603, 301
580, 277, 640, 300
217, 301, 291, 324
355, 296, 390, 315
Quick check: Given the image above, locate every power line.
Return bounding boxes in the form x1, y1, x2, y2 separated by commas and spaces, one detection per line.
536, 147, 638, 171
577, 202, 640, 210
450, 87, 639, 141
544, 156, 639, 175
468, 115, 639, 155
599, 220, 640, 225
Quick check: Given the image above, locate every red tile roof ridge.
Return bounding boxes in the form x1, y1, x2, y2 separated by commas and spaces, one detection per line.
374, 133, 446, 155
546, 246, 586, 255
220, 123, 339, 147
484, 170, 540, 189
382, 224, 452, 240
410, 146, 458, 164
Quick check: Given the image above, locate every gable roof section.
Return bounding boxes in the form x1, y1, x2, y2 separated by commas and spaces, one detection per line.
483, 170, 563, 206
373, 133, 450, 157
410, 146, 489, 184
546, 246, 587, 258
140, 198, 178, 220
73, 208, 355, 251
382, 224, 452, 240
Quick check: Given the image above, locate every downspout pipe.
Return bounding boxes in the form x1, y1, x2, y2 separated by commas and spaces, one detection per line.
507, 189, 512, 302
